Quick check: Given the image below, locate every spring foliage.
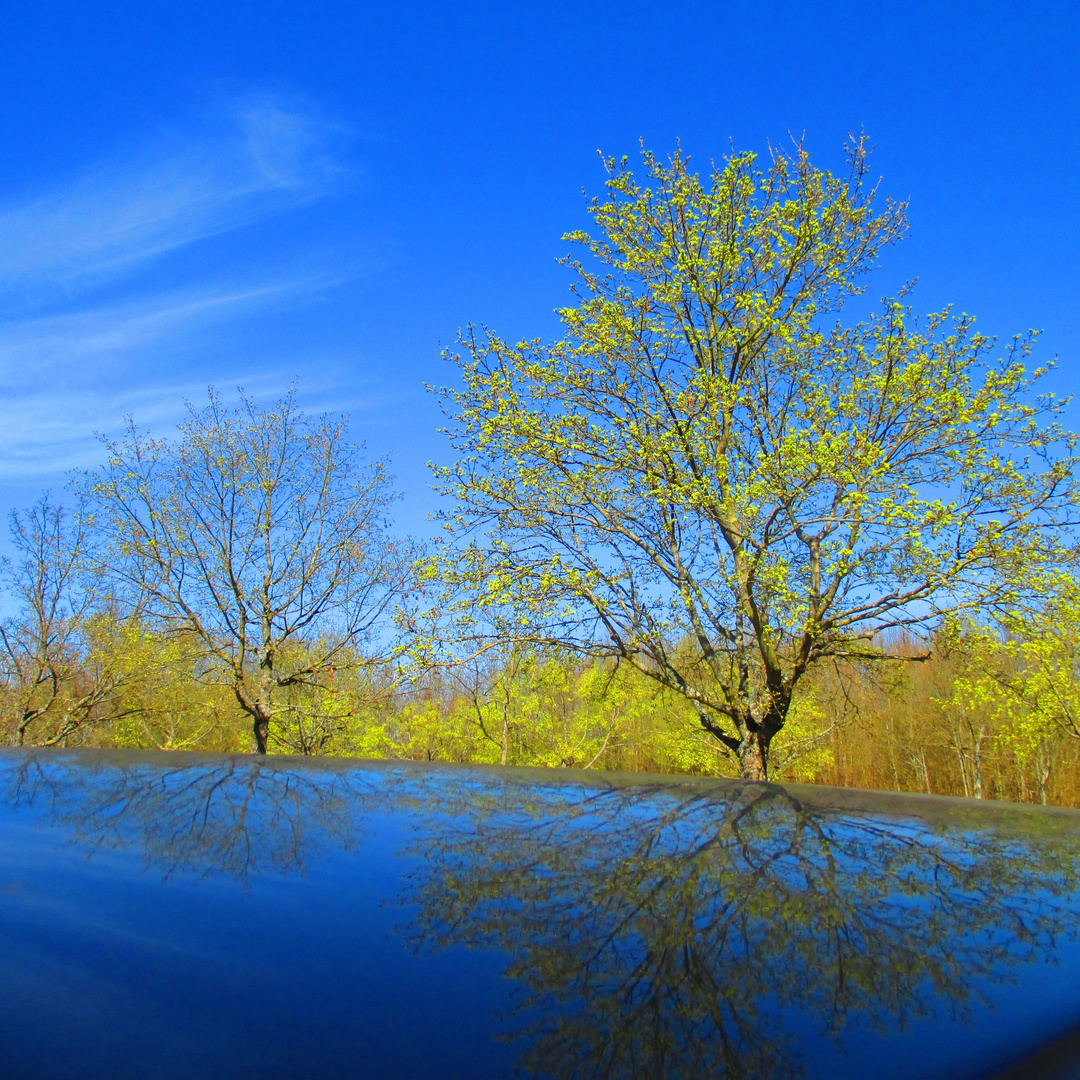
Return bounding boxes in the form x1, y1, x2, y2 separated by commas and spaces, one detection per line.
1, 141, 1079, 803
427, 139, 1078, 778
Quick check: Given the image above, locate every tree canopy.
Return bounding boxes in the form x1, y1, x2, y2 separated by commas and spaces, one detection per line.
429, 138, 1079, 779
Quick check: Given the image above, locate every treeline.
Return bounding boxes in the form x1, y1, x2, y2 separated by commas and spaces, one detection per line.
5, 600, 1080, 806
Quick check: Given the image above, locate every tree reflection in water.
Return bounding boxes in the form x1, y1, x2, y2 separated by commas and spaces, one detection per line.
398, 773, 1080, 1080
4, 752, 1080, 1080
4, 750, 379, 882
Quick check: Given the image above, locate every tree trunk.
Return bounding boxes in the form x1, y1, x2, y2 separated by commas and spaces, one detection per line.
1036, 741, 1052, 805
972, 727, 985, 799
738, 729, 771, 781
253, 712, 270, 754
918, 747, 932, 794
954, 745, 971, 798
255, 641, 274, 755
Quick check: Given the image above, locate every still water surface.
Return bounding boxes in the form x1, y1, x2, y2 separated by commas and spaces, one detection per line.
0, 750, 1079, 1079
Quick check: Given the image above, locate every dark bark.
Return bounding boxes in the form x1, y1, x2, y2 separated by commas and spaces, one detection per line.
253, 714, 269, 755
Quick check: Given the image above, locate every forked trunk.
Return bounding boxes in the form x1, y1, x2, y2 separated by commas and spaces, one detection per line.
738, 712, 783, 781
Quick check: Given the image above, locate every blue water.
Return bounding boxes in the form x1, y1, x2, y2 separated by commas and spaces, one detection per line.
0, 751, 1077, 1079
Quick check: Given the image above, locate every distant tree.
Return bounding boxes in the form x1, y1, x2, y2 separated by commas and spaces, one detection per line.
0, 496, 142, 745
430, 138, 1078, 780
939, 574, 1080, 803
84, 390, 411, 753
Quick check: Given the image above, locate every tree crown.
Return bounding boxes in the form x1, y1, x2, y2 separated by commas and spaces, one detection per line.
428, 140, 1079, 774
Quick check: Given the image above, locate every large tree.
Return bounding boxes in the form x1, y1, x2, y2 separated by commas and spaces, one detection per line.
85, 390, 410, 753
430, 138, 1078, 780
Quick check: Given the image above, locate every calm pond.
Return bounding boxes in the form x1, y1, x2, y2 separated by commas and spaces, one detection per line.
0, 749, 1078, 1079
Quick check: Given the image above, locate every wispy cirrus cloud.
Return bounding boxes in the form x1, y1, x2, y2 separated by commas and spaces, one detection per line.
0, 278, 331, 376
0, 93, 351, 307
0, 92, 363, 484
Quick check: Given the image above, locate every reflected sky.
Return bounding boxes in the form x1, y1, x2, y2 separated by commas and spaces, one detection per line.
0, 750, 1078, 1080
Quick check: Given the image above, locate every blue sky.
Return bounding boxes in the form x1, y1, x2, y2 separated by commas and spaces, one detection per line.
0, 0, 1077, 534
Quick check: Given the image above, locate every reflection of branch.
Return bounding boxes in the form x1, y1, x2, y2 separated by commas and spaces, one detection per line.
5, 753, 1080, 1080
6, 751, 381, 883
401, 776, 1080, 1080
